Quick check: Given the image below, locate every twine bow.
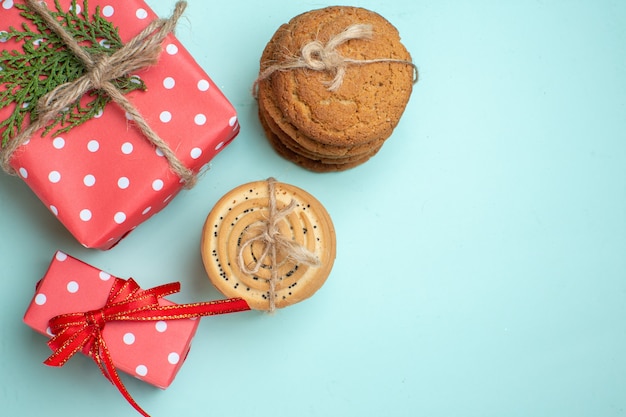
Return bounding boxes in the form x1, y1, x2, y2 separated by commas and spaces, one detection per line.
237, 178, 320, 312
2, 0, 196, 187
45, 277, 250, 417
253, 23, 418, 94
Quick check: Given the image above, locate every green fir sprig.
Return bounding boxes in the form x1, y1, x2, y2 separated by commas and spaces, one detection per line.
0, 0, 146, 147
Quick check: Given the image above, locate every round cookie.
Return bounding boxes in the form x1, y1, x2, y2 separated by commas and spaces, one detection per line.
257, 31, 382, 171
201, 179, 336, 310
256, 25, 385, 159
270, 6, 415, 146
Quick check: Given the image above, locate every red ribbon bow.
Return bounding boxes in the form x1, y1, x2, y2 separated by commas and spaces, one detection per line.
44, 277, 250, 417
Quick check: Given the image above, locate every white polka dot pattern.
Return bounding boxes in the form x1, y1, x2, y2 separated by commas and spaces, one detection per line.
83, 174, 96, 187
53, 137, 65, 149
123, 333, 135, 345
194, 114, 207, 125
121, 142, 133, 154
48, 171, 61, 183
87, 140, 100, 152
114, 212, 126, 224
23, 252, 203, 389
190, 147, 202, 159
159, 111, 172, 123
165, 43, 178, 55
197, 79, 210, 91
163, 77, 175, 89
35, 293, 47, 305
152, 179, 164, 191
117, 177, 130, 189
66, 281, 79, 293
135, 364, 148, 376
3, 0, 240, 250
80, 209, 92, 221
102, 5, 114, 17
135, 8, 148, 20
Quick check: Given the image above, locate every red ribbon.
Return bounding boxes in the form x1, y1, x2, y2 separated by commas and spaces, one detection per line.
44, 277, 250, 417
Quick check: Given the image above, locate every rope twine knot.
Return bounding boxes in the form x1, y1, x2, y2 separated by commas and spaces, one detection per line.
87, 55, 112, 91
237, 178, 321, 312
253, 23, 418, 95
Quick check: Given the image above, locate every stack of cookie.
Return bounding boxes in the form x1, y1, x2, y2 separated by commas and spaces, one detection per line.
201, 178, 336, 311
255, 6, 417, 172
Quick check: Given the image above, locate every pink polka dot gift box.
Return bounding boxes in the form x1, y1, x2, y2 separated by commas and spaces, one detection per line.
23, 251, 250, 416
0, 0, 240, 249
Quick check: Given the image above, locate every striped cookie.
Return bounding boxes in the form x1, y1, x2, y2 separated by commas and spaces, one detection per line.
201, 179, 336, 311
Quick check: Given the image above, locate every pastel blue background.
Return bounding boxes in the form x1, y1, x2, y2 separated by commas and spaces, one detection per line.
1, 1, 625, 416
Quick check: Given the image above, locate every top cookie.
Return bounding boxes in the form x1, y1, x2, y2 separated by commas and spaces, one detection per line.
201, 179, 336, 311
270, 6, 415, 147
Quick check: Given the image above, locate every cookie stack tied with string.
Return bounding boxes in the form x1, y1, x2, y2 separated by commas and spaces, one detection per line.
201, 178, 336, 312
254, 6, 418, 172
